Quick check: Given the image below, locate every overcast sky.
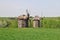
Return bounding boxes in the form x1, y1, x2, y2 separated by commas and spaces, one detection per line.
0, 0, 60, 17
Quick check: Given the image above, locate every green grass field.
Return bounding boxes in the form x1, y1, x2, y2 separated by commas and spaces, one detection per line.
0, 28, 60, 40
0, 17, 60, 40
0, 17, 60, 28
41, 17, 60, 28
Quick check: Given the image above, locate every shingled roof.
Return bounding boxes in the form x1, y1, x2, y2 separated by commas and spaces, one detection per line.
33, 16, 40, 21
18, 15, 28, 20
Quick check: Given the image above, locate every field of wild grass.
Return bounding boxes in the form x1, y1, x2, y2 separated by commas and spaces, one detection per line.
0, 28, 60, 40
0, 17, 60, 28
0, 17, 18, 28
0, 17, 60, 40
42, 17, 60, 28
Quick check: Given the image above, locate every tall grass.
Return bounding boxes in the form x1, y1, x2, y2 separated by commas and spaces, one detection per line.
0, 17, 60, 28
42, 17, 60, 28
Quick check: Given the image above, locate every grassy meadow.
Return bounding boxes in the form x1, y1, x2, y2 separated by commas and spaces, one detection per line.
41, 17, 60, 28
0, 17, 60, 28
0, 28, 60, 40
0, 17, 18, 28
0, 17, 60, 40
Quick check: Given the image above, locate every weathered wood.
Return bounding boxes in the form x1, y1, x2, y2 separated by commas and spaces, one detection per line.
18, 12, 30, 28
33, 16, 40, 28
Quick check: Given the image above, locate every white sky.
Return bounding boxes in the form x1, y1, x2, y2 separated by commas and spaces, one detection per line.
0, 0, 60, 17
